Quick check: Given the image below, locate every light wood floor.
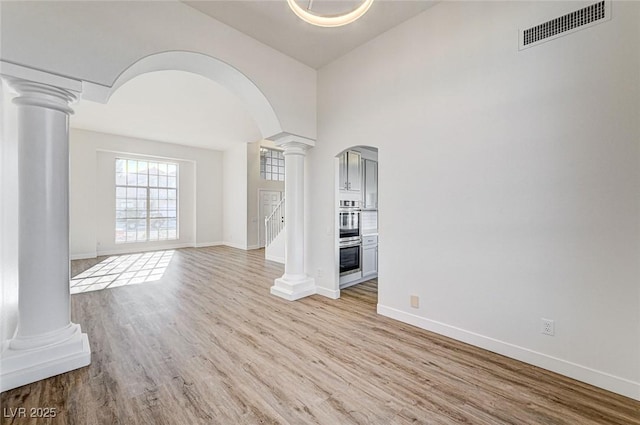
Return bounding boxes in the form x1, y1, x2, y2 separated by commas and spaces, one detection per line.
2, 246, 638, 424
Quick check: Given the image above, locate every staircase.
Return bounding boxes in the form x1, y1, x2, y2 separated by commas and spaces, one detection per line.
265, 197, 285, 263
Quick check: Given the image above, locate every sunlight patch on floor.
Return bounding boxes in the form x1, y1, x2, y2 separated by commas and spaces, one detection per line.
70, 250, 174, 294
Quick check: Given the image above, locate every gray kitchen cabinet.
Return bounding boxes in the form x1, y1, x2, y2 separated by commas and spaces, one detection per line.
362, 244, 378, 278
339, 150, 361, 193
362, 235, 378, 278
363, 159, 378, 209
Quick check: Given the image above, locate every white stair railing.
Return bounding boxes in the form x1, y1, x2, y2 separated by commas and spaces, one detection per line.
265, 197, 285, 246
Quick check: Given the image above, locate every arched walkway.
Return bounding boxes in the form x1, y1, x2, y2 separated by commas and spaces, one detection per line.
0, 49, 287, 392
82, 51, 283, 139
335, 145, 379, 298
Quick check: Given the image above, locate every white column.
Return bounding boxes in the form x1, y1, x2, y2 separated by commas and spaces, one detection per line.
271, 138, 315, 300
0, 78, 91, 392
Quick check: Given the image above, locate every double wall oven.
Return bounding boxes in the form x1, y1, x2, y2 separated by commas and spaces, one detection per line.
339, 200, 361, 277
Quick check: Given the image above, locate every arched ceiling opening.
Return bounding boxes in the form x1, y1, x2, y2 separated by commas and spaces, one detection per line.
72, 70, 263, 150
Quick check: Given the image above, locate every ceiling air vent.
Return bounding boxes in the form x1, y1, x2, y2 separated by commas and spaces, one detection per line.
520, 1, 610, 50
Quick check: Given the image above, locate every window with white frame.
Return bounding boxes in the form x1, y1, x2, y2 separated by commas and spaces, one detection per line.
260, 148, 285, 181
115, 158, 178, 243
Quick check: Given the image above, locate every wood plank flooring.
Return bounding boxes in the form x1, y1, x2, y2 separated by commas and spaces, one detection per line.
2, 246, 639, 424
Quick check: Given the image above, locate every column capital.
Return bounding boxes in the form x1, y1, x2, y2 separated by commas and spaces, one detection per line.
5, 77, 77, 115
269, 131, 315, 150
280, 141, 312, 156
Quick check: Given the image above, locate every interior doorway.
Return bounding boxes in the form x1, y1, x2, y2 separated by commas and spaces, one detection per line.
335, 146, 379, 302
258, 190, 284, 247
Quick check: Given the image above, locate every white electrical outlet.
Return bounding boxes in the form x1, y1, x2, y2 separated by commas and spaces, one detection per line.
541, 318, 555, 336
317, 268, 323, 278
410, 295, 419, 309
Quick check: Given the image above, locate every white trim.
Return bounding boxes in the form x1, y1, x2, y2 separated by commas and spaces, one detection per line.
269, 131, 315, 148
74, 242, 234, 259
194, 241, 223, 248
82, 51, 283, 139
315, 286, 340, 300
247, 244, 261, 250
333, 156, 341, 298
0, 60, 82, 93
73, 242, 226, 259
97, 242, 192, 257
377, 304, 640, 401
70, 252, 98, 260
265, 254, 285, 264
223, 241, 248, 250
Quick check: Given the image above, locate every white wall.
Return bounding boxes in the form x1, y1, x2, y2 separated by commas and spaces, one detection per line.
69, 133, 97, 258
309, 1, 640, 399
0, 1, 316, 139
0, 82, 19, 345
70, 129, 223, 258
222, 143, 248, 249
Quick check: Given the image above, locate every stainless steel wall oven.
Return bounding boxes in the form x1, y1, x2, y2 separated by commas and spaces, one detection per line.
339, 239, 361, 276
339, 200, 361, 276
339, 200, 361, 240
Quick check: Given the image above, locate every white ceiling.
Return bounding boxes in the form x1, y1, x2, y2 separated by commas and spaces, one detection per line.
184, 0, 437, 69
71, 70, 262, 151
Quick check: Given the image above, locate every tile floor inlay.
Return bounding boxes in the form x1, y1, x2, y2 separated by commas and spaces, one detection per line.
70, 250, 174, 294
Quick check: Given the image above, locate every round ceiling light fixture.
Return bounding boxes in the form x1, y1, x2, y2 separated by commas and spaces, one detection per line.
287, 0, 374, 28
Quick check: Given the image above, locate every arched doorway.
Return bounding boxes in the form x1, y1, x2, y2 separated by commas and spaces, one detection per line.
0, 47, 292, 393
73, 51, 288, 258
335, 145, 379, 300
82, 51, 283, 140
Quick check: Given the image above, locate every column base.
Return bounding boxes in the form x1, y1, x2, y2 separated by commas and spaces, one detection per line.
0, 323, 91, 392
271, 275, 316, 301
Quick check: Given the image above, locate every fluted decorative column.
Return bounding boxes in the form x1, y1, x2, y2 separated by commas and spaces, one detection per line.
0, 78, 91, 392
271, 134, 315, 300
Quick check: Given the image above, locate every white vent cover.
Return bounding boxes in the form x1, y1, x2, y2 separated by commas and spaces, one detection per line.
519, 1, 610, 50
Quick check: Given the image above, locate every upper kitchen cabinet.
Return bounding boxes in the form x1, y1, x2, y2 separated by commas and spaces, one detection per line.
363, 159, 378, 210
339, 150, 361, 194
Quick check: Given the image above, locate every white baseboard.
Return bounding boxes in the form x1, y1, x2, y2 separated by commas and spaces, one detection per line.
77, 242, 269, 257
315, 286, 340, 299
265, 254, 284, 264
194, 241, 223, 248
97, 242, 192, 257
222, 241, 248, 250
377, 304, 640, 401
70, 252, 97, 260
75, 242, 224, 258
